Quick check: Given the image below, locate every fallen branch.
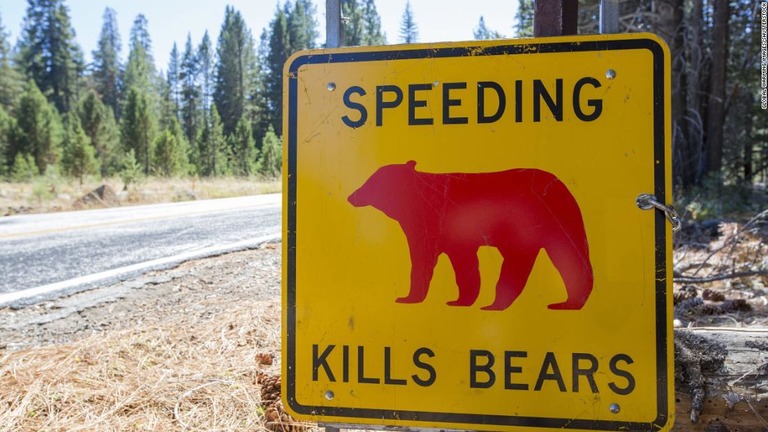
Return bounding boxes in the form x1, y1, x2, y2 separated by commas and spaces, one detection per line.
674, 327, 768, 432
673, 270, 768, 284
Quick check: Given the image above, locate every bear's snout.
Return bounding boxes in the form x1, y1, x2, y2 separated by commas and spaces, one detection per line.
348, 189, 366, 207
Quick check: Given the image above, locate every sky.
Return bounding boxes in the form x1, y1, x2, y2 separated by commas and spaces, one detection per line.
0, 0, 520, 72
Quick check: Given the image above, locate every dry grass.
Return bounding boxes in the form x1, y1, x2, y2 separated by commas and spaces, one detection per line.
0, 176, 281, 215
0, 299, 286, 431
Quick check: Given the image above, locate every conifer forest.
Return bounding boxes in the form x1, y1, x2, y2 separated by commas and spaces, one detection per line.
0, 0, 765, 215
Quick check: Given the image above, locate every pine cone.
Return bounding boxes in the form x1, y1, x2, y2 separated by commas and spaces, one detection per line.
257, 373, 306, 432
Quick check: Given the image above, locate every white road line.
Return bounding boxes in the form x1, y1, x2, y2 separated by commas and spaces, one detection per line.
0, 232, 281, 308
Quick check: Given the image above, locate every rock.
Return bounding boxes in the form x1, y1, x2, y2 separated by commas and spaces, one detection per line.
73, 185, 120, 209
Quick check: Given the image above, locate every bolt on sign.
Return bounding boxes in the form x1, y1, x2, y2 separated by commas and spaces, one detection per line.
282, 33, 674, 432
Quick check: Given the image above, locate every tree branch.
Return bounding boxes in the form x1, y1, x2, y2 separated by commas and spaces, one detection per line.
674, 270, 768, 284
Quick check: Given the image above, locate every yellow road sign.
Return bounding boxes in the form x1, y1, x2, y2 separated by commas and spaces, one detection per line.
283, 33, 673, 431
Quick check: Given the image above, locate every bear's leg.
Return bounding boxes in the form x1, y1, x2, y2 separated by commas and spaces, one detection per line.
545, 241, 593, 310
446, 250, 481, 306
481, 249, 538, 311
397, 249, 438, 304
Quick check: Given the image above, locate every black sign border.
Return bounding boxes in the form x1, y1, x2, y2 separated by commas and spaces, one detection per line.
285, 36, 670, 431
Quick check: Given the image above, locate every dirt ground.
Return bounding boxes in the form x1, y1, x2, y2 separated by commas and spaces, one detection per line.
0, 243, 295, 431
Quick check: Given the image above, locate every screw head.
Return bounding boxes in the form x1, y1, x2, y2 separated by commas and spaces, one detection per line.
605, 69, 617, 80
609, 403, 620, 414
324, 390, 334, 400
327, 82, 336, 92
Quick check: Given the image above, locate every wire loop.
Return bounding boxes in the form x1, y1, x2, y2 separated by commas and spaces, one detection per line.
636, 194, 682, 232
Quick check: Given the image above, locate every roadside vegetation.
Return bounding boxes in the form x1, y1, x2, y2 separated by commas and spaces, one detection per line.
0, 175, 281, 215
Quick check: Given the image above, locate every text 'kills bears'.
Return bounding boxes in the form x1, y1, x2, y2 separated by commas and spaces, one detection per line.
348, 161, 593, 311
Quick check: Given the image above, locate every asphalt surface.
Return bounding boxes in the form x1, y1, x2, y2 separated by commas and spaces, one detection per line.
0, 194, 281, 305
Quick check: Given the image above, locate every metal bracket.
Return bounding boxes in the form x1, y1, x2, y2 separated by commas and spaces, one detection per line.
636, 194, 682, 232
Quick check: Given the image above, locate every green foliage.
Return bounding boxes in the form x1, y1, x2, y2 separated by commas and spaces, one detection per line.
17, 0, 84, 113
398, 1, 418, 43
342, 0, 386, 46
0, 106, 11, 175
0, 13, 24, 111
257, 125, 282, 178
228, 117, 259, 177
79, 90, 120, 176
198, 32, 214, 115
121, 86, 156, 175
677, 174, 764, 221
515, 0, 534, 37
124, 13, 155, 93
474, 16, 503, 40
265, 7, 290, 136
214, 6, 258, 137
120, 149, 143, 190
153, 116, 189, 176
250, 30, 271, 148
180, 34, 201, 149
197, 104, 229, 176
10, 153, 36, 183
361, 0, 386, 45
61, 113, 99, 185
287, 0, 319, 50
166, 42, 181, 116
152, 130, 184, 177
11, 81, 63, 175
92, 7, 122, 118
342, 0, 365, 46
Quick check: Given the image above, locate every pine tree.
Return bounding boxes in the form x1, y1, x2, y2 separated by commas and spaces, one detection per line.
198, 104, 228, 176
152, 129, 185, 177
265, 7, 290, 136
10, 81, 63, 174
214, 6, 257, 137
17, 0, 84, 113
79, 90, 120, 176
120, 149, 142, 189
474, 16, 503, 40
288, 0, 319, 50
120, 86, 156, 175
342, 0, 364, 46
92, 7, 122, 118
167, 42, 181, 118
10, 152, 37, 182
257, 125, 282, 178
228, 117, 258, 176
180, 34, 201, 149
124, 14, 156, 94
515, 0, 534, 37
250, 29, 271, 148
361, 0, 386, 45
61, 113, 98, 184
399, 1, 419, 43
0, 106, 11, 174
0, 13, 24, 111
198, 32, 214, 116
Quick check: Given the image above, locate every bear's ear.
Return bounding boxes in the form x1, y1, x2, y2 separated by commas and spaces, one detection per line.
406, 160, 417, 170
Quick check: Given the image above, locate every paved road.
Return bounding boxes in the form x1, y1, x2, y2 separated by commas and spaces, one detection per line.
0, 194, 281, 305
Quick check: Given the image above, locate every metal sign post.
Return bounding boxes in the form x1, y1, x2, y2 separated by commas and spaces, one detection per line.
600, 0, 620, 34
326, 0, 343, 48
534, 0, 578, 37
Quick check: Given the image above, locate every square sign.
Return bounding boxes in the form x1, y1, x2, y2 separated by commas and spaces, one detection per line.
282, 33, 673, 431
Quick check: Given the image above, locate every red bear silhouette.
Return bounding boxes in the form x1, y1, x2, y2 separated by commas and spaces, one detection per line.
348, 161, 593, 310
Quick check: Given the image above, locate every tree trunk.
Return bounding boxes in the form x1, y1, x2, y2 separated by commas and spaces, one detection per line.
673, 328, 768, 431
686, 0, 705, 186
655, 0, 687, 188
705, 0, 729, 178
